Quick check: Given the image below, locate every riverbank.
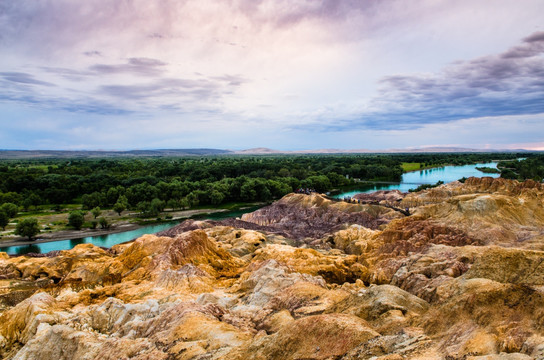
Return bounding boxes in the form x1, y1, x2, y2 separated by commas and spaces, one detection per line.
332, 161, 501, 198
0, 208, 228, 248
0, 222, 142, 248
333, 162, 493, 193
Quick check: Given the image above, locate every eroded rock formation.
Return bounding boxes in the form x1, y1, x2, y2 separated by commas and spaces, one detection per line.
0, 177, 543, 359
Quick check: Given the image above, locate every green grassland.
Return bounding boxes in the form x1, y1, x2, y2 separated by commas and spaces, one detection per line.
401, 162, 422, 172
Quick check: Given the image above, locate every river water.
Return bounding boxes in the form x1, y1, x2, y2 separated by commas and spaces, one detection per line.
0, 206, 261, 255
333, 162, 500, 198
1, 163, 500, 255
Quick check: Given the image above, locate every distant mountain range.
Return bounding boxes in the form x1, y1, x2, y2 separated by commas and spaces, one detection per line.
0, 147, 535, 159
0, 149, 230, 159
231, 147, 533, 154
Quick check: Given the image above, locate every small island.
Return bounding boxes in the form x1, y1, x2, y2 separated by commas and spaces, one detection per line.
476, 166, 501, 174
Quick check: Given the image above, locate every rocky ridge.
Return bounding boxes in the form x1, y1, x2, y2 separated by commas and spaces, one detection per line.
0, 177, 543, 359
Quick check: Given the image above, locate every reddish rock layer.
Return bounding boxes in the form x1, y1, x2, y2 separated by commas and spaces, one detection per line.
0, 178, 543, 359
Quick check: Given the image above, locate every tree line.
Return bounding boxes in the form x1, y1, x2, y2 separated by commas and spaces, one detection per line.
0, 153, 532, 216
0, 155, 404, 212
499, 155, 544, 181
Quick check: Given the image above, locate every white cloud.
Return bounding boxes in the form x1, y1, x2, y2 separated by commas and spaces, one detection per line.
0, 0, 543, 150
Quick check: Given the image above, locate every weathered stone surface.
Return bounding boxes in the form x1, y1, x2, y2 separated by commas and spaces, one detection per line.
328, 284, 429, 333
330, 224, 380, 254
0, 179, 543, 359
239, 314, 379, 360
354, 189, 406, 203
241, 193, 385, 241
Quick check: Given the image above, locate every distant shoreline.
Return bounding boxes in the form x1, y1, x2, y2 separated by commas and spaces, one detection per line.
0, 222, 143, 248
0, 208, 228, 249
0, 148, 536, 160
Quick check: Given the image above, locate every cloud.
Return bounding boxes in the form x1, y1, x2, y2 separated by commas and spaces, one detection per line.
89, 57, 167, 77
83, 50, 103, 57
524, 31, 544, 43
0, 0, 439, 59
294, 31, 544, 132
0, 72, 54, 86
501, 31, 544, 59
1, 1, 544, 150
99, 75, 246, 103
0, 91, 132, 116
0, 67, 245, 117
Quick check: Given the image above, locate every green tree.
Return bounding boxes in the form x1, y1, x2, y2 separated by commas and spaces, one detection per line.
126, 183, 158, 207
0, 192, 22, 205
186, 192, 199, 208
150, 198, 165, 215
81, 192, 105, 210
303, 175, 332, 193
210, 190, 225, 205
99, 217, 109, 229
167, 198, 181, 211
91, 206, 101, 219
137, 201, 151, 216
0, 210, 8, 230
268, 180, 292, 198
277, 168, 290, 177
117, 195, 129, 206
179, 198, 190, 210
240, 181, 257, 201
1, 203, 18, 218
22, 198, 32, 212
68, 211, 85, 230
113, 201, 126, 216
15, 218, 40, 240
29, 193, 42, 210
106, 186, 125, 206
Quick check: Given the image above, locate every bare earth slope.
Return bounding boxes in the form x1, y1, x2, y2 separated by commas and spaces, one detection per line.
1, 177, 544, 359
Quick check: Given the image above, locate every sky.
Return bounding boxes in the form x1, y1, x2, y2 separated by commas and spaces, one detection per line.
1, 0, 544, 151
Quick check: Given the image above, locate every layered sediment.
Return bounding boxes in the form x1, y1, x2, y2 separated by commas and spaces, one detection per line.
1, 177, 544, 359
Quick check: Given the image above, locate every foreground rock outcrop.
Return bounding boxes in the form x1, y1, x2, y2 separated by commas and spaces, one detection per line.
1, 177, 544, 359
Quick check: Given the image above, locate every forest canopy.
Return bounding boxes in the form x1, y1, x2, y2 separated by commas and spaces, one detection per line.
0, 153, 534, 209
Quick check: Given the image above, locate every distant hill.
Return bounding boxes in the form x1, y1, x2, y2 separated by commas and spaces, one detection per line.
0, 147, 534, 159
380, 147, 531, 153
232, 147, 283, 154
232, 147, 532, 154
0, 149, 232, 159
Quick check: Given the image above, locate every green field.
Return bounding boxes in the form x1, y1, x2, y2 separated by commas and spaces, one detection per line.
401, 162, 421, 172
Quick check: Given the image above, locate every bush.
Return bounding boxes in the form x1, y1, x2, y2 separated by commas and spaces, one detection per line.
98, 217, 109, 229
113, 201, 126, 216
91, 206, 101, 219
68, 211, 85, 230
15, 218, 40, 240
1, 203, 18, 218
0, 210, 8, 230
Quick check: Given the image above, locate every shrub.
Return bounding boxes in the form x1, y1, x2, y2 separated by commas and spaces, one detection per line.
15, 218, 40, 240
68, 211, 85, 230
98, 217, 109, 229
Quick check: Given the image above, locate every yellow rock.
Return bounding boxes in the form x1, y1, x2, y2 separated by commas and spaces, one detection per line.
239, 314, 379, 360
0, 180, 543, 359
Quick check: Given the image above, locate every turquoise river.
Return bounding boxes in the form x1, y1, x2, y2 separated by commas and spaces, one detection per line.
1, 162, 500, 255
